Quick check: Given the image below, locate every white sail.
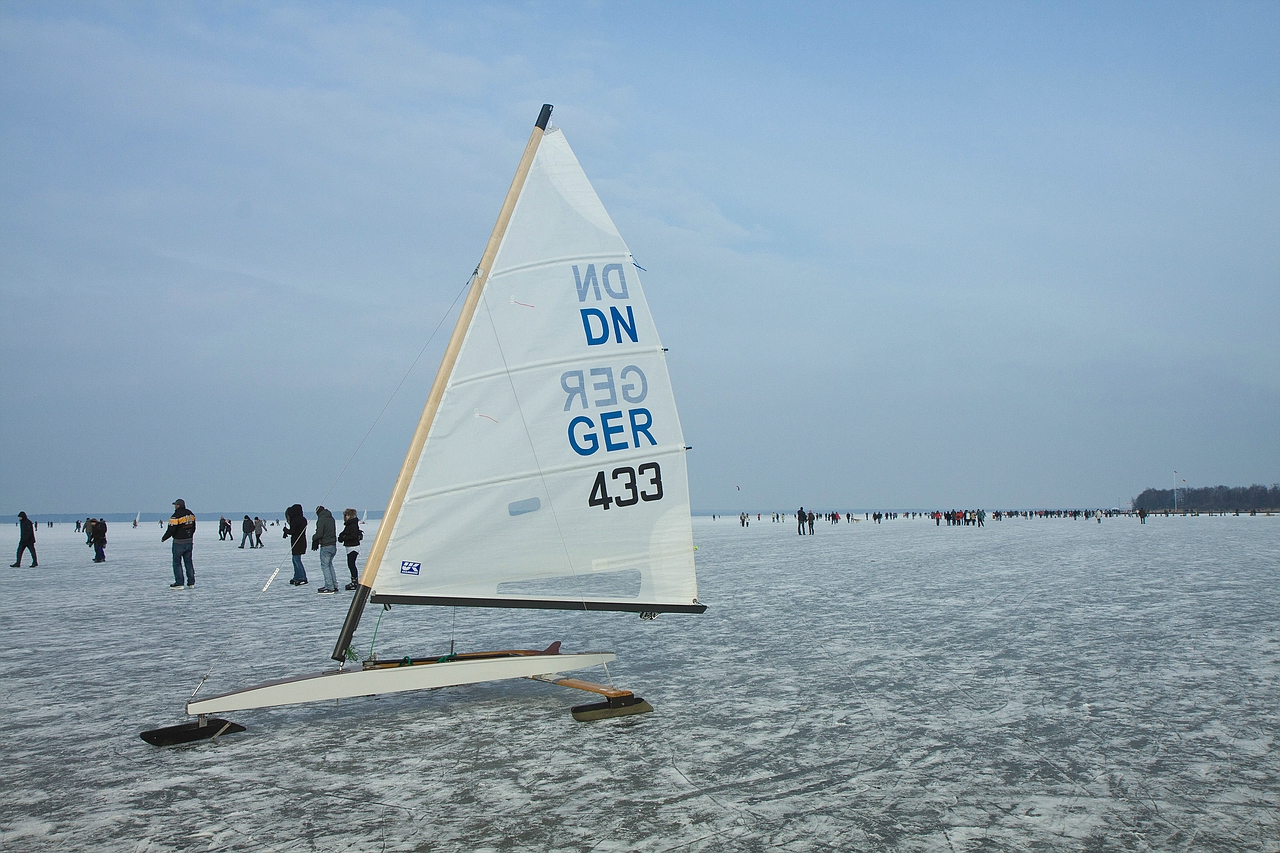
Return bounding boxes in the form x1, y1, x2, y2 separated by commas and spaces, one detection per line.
369, 128, 699, 613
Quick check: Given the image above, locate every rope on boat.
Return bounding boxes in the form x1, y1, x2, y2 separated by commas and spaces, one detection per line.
367, 605, 386, 659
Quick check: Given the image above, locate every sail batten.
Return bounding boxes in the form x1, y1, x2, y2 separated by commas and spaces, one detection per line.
446, 346, 668, 390
369, 123, 700, 612
397, 445, 689, 505
489, 252, 631, 280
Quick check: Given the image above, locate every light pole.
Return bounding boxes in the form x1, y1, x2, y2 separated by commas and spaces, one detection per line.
1173, 470, 1178, 512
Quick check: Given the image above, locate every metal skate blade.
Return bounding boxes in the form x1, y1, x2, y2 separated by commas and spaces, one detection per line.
140, 718, 245, 746
571, 695, 653, 721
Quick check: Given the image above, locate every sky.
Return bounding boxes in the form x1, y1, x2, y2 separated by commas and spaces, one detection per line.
2, 2, 1278, 515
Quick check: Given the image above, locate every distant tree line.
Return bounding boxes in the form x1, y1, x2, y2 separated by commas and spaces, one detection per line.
1133, 484, 1280, 512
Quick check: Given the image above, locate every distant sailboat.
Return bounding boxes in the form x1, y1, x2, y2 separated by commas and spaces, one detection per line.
143, 104, 703, 745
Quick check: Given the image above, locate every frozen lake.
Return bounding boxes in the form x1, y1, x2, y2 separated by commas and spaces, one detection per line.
2, 513, 1277, 851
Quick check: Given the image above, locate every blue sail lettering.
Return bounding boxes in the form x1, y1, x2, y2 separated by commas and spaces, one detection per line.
629, 408, 656, 447
601, 264, 628, 299
600, 411, 626, 452
568, 416, 599, 455
565, 408, 657, 455
573, 265, 601, 301
581, 309, 609, 345
610, 306, 637, 343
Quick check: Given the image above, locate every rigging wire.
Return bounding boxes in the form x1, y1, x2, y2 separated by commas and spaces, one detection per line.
186, 273, 476, 702
318, 272, 476, 507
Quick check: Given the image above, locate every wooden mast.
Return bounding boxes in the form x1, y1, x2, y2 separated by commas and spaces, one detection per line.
332, 104, 554, 662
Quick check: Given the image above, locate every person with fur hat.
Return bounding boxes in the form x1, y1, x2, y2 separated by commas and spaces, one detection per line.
337, 508, 363, 590
283, 504, 309, 586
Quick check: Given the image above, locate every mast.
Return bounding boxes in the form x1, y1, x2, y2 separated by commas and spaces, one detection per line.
333, 104, 554, 663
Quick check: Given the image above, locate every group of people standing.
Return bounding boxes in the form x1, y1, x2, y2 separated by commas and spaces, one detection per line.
69, 517, 111, 560
215, 515, 267, 548
283, 504, 364, 594
932, 510, 985, 526
159, 501, 365, 592
796, 507, 816, 535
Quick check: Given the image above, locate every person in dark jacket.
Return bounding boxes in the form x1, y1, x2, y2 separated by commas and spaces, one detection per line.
163, 499, 196, 588
338, 508, 363, 590
11, 511, 37, 567
240, 515, 255, 549
283, 504, 309, 586
90, 518, 108, 562
311, 506, 338, 593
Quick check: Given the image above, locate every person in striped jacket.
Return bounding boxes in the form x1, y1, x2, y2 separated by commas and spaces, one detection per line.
163, 499, 197, 589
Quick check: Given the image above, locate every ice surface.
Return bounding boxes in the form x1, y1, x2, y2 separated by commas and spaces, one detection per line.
1, 514, 1277, 851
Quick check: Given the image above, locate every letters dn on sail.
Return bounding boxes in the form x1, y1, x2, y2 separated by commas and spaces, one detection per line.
575, 263, 636, 347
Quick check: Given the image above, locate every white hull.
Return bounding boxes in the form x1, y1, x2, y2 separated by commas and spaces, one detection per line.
186, 651, 615, 716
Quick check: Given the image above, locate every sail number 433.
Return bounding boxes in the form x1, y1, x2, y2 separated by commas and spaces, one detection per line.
589, 463, 663, 510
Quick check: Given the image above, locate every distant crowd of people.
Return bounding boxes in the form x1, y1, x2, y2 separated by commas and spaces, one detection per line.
716, 507, 1177, 530
789, 508, 856, 534
935, 510, 984, 526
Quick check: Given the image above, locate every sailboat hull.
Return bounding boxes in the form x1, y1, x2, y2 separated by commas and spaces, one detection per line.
186, 651, 615, 715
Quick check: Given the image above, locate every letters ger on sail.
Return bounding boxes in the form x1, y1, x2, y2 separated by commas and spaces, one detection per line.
371, 128, 700, 613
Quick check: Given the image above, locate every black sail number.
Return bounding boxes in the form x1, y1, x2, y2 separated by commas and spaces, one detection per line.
588, 463, 663, 510
638, 462, 663, 502
589, 471, 612, 510
612, 467, 639, 506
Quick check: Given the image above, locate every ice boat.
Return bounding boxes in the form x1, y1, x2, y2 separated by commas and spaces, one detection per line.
143, 104, 704, 744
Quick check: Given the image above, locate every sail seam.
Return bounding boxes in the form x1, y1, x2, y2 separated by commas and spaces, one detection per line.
488, 252, 629, 281
400, 445, 687, 504
446, 347, 667, 389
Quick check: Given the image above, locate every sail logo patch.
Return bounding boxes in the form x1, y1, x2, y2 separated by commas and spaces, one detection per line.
400, 561, 421, 575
